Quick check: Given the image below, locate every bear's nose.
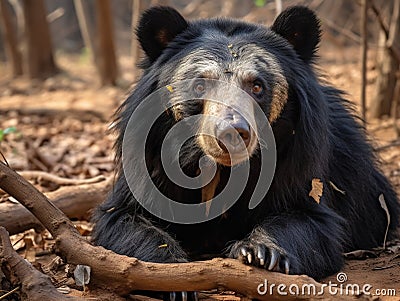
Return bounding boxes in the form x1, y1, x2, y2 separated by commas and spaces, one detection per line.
216, 121, 250, 152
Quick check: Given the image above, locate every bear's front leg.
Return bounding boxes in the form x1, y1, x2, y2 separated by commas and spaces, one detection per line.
93, 212, 188, 263
228, 205, 345, 280
93, 212, 198, 300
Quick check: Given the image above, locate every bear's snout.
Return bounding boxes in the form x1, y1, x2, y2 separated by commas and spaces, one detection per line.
197, 98, 257, 166
216, 118, 250, 153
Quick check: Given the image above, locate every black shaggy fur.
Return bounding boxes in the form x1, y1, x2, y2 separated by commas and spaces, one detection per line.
92, 5, 399, 289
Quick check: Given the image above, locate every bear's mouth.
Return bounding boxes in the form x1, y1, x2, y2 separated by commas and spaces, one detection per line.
213, 152, 250, 166
197, 130, 257, 167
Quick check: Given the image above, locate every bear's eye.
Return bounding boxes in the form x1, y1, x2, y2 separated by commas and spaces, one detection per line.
193, 80, 206, 96
252, 82, 263, 95
195, 84, 205, 93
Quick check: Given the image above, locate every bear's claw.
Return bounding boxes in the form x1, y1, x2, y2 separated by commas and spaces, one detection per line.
233, 241, 290, 274
165, 291, 198, 301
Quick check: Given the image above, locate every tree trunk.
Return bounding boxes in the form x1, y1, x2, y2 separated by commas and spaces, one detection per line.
372, 1, 400, 118
360, 0, 368, 123
0, 0, 23, 77
94, 0, 118, 86
22, 0, 58, 79
131, 0, 143, 81
73, 0, 97, 63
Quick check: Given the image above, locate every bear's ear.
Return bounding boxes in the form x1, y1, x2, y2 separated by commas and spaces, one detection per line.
271, 6, 321, 62
137, 6, 188, 63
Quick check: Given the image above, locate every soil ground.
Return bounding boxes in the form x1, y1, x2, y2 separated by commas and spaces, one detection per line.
0, 49, 399, 300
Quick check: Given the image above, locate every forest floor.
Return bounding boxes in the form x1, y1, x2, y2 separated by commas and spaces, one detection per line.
0, 49, 399, 300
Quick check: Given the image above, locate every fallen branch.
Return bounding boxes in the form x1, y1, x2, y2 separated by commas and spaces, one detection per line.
19, 171, 106, 185
0, 177, 112, 235
0, 162, 371, 300
0, 227, 80, 301
0, 108, 107, 122
0, 226, 127, 301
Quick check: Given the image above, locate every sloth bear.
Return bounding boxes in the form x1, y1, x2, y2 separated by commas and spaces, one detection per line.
93, 4, 399, 297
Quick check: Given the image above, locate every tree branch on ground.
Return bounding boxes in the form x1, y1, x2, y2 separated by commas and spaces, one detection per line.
0, 162, 374, 300
0, 227, 81, 301
0, 226, 128, 301
18, 171, 106, 185
0, 177, 112, 235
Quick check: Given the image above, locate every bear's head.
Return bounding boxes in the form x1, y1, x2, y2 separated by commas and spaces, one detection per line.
131, 5, 322, 168
119, 5, 327, 177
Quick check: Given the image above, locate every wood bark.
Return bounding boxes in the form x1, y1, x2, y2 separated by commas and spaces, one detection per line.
0, 0, 23, 77
0, 162, 374, 301
21, 0, 58, 79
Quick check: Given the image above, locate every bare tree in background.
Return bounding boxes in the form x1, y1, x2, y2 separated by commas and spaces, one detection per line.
150, 0, 162, 5
371, 0, 400, 118
360, 0, 368, 123
94, 0, 118, 86
221, 0, 254, 17
74, 0, 118, 86
131, 0, 143, 81
21, 0, 58, 79
74, 0, 97, 63
0, 0, 23, 77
